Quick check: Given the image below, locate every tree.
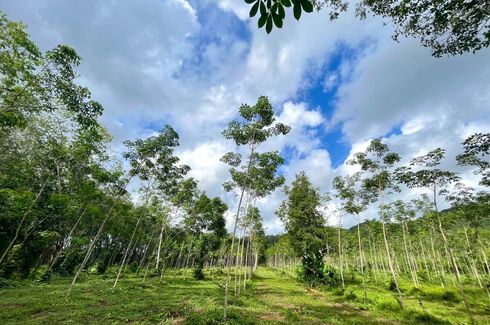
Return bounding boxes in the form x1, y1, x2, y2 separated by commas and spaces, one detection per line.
220, 95, 289, 321
456, 133, 490, 187
277, 172, 326, 286
348, 138, 404, 307
0, 12, 102, 130
243, 0, 490, 57
68, 125, 189, 294
395, 148, 475, 324
331, 173, 370, 274
331, 173, 371, 297
184, 194, 227, 280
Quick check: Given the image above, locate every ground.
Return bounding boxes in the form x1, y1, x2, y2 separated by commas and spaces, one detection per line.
0, 267, 489, 324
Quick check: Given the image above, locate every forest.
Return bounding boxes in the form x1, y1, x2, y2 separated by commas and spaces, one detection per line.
1, 3, 490, 325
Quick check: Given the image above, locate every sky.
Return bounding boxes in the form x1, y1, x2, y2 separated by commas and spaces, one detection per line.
2, 0, 489, 234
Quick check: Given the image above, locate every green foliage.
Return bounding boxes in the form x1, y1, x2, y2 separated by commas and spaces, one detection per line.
221, 96, 290, 202
322, 264, 341, 287
457, 132, 490, 186
277, 172, 324, 259
246, 0, 347, 33
244, 0, 490, 57
0, 13, 102, 130
297, 253, 325, 286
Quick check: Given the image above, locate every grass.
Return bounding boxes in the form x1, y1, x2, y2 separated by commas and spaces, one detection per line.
0, 267, 489, 324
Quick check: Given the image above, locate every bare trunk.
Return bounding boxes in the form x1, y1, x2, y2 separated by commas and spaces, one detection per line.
379, 188, 403, 308
432, 187, 475, 325
67, 215, 108, 297
113, 214, 144, 288
156, 212, 166, 270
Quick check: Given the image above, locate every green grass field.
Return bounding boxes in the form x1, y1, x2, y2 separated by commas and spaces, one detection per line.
0, 268, 489, 324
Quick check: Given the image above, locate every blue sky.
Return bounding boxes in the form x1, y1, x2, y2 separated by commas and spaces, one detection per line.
2, 0, 489, 233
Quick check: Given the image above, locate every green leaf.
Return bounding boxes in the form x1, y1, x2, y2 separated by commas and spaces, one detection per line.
300, 0, 313, 13
293, 3, 302, 20
249, 1, 259, 17
278, 4, 286, 19
271, 2, 278, 14
266, 15, 273, 34
272, 13, 283, 28
245, 0, 256, 4
281, 0, 292, 7
260, 1, 267, 16
258, 14, 268, 28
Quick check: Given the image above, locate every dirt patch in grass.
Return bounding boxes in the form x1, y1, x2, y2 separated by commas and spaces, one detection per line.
171, 317, 186, 324
260, 311, 285, 322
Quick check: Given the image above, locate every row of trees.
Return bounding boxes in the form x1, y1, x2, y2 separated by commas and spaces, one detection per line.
0, 12, 275, 300
273, 135, 489, 324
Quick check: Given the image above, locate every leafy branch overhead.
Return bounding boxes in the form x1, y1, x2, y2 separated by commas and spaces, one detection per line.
244, 0, 490, 57
246, 0, 315, 33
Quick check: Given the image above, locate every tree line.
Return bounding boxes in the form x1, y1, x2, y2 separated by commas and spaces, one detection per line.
1, 10, 488, 324
0, 12, 275, 301
269, 135, 489, 324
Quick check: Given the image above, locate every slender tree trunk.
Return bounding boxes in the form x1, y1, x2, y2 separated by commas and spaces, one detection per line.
235, 227, 244, 297
379, 188, 403, 308
67, 215, 108, 297
432, 187, 475, 325
401, 221, 417, 287
418, 237, 431, 282
243, 234, 250, 291
405, 223, 419, 286
356, 214, 368, 302
224, 188, 246, 321
113, 213, 144, 288
156, 211, 166, 270
338, 217, 345, 289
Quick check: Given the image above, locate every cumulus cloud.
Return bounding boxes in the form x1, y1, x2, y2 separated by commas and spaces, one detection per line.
3, 0, 489, 233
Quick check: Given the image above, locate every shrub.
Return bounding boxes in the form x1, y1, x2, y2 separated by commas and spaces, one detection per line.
441, 290, 459, 303
297, 253, 325, 287
345, 290, 357, 300
388, 278, 399, 292
323, 265, 341, 287
193, 267, 205, 280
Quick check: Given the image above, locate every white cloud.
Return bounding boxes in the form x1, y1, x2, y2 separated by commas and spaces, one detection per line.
3, 0, 489, 234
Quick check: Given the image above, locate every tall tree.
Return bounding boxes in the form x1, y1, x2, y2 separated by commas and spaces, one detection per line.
184, 194, 227, 280
220, 95, 289, 321
0, 12, 102, 130
395, 148, 475, 324
348, 138, 404, 307
277, 172, 326, 286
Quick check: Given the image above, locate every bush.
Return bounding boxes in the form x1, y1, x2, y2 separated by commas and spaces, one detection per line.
322, 265, 341, 287
388, 278, 399, 292
193, 267, 205, 280
297, 254, 342, 288
297, 253, 325, 287
441, 290, 459, 303
345, 290, 357, 300
0, 277, 20, 288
